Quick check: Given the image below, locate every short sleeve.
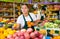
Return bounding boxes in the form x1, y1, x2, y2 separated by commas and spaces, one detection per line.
16, 15, 22, 24
16, 15, 25, 28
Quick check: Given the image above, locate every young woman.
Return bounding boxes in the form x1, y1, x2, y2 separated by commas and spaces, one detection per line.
14, 4, 37, 30
37, 9, 46, 23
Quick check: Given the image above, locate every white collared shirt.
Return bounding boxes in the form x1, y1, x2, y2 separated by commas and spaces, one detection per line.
16, 13, 37, 28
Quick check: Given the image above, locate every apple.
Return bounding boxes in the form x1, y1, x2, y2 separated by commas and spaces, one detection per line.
39, 34, 43, 39
27, 28, 33, 34
13, 33, 18, 38
15, 36, 19, 39
19, 36, 25, 39
7, 35, 13, 39
21, 29, 26, 33
9, 38, 14, 39
30, 32, 36, 39
34, 37, 39, 39
24, 32, 30, 39
34, 31, 40, 37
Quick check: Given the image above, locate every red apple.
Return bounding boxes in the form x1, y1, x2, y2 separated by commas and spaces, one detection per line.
21, 29, 26, 33
39, 34, 43, 39
9, 38, 14, 39
5, 38, 9, 39
24, 32, 30, 39
19, 31, 24, 36
13, 33, 17, 38
30, 32, 36, 39
34, 37, 39, 39
27, 28, 33, 34
19, 36, 25, 39
7, 35, 13, 39
34, 31, 40, 37
15, 36, 19, 39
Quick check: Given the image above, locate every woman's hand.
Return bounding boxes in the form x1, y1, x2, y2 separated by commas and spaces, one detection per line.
27, 21, 37, 27
37, 19, 40, 23
33, 20, 39, 26
12, 24, 20, 30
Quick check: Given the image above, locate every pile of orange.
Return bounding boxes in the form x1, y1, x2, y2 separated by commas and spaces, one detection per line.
27, 21, 34, 27
52, 36, 60, 39
39, 29, 47, 35
49, 30, 55, 35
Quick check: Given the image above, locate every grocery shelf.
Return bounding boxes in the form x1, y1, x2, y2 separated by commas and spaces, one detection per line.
0, 10, 13, 13
47, 14, 57, 16
47, 9, 60, 11
4, 10, 13, 13
2, 16, 18, 18
0, 10, 4, 12
49, 18, 57, 19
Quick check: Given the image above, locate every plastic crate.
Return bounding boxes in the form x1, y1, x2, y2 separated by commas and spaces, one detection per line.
45, 36, 51, 39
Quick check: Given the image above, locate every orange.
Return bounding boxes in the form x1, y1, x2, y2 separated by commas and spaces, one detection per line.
31, 22, 34, 26
39, 29, 47, 35
50, 30, 55, 35
27, 21, 34, 27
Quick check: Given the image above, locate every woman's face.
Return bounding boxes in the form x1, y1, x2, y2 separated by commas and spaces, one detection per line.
21, 5, 29, 14
41, 10, 45, 14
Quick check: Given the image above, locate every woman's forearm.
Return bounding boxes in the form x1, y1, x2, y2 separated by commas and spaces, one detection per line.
12, 24, 20, 30
33, 20, 38, 26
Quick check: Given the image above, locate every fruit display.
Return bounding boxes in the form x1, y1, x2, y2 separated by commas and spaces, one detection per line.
0, 18, 15, 28
39, 29, 47, 35
0, 27, 16, 39
54, 20, 60, 24
0, 1, 60, 39
0, 20, 59, 39
52, 36, 60, 39
54, 5, 60, 10
49, 30, 55, 35
6, 28, 43, 39
44, 22, 59, 28
0, 18, 14, 23
43, 22, 53, 28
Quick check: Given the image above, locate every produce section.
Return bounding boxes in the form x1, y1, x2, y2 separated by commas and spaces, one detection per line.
0, 0, 60, 39
0, 20, 59, 39
5, 28, 43, 39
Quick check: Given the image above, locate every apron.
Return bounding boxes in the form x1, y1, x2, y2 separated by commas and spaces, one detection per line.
40, 13, 45, 20
23, 14, 34, 30
40, 15, 44, 20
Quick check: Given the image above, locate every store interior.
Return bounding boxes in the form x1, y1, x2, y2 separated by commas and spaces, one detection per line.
0, 0, 60, 39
